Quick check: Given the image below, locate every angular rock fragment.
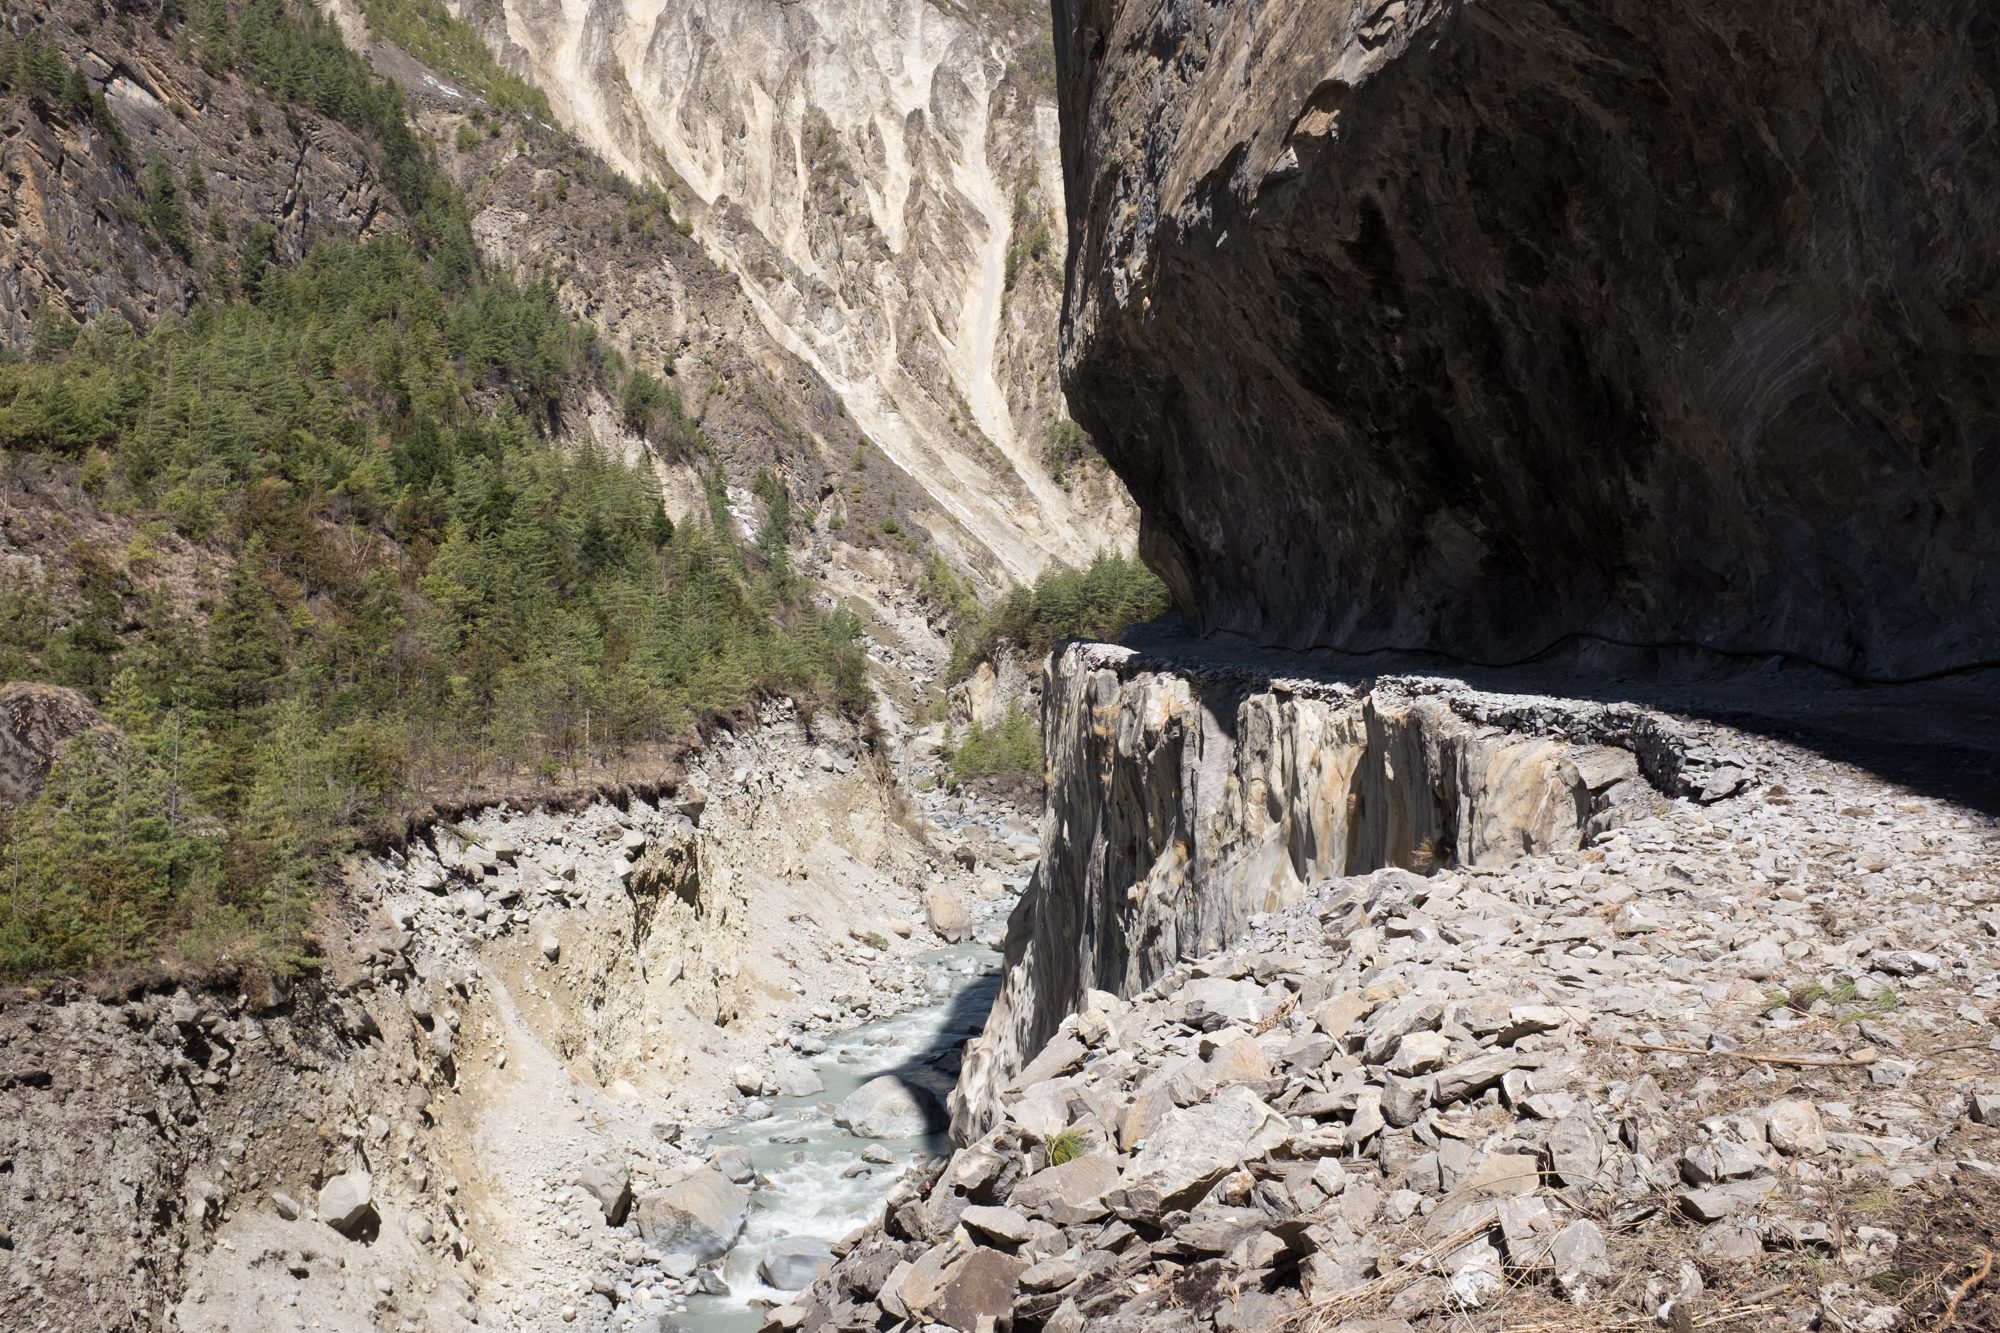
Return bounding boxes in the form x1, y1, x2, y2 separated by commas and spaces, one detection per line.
317, 1171, 374, 1236
1110, 1086, 1290, 1221
1764, 1099, 1827, 1156
1010, 1154, 1119, 1225
932, 1247, 1026, 1331
577, 1161, 632, 1225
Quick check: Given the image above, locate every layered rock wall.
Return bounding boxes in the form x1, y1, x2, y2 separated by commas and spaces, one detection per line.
1053, 0, 2000, 677
950, 640, 1668, 1138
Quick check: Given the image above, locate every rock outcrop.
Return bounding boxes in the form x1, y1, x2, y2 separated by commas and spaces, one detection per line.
0, 8, 399, 342
950, 638, 1674, 1139
1053, 0, 2000, 678
0, 681, 112, 813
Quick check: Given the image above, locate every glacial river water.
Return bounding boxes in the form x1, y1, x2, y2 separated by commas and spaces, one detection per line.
677, 936, 1005, 1331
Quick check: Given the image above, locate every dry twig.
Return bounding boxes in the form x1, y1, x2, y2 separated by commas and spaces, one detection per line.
1931, 1249, 1994, 1332
1619, 1039, 1880, 1068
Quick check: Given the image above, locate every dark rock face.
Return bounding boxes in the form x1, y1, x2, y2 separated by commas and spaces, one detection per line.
0, 8, 400, 346
1053, 0, 2000, 678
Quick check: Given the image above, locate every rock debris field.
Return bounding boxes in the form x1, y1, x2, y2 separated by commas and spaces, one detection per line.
782, 721, 2000, 1332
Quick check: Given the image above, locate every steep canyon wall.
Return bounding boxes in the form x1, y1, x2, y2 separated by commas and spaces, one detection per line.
1053, 0, 2000, 678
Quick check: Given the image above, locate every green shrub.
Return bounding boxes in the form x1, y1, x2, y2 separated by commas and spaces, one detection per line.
1044, 1127, 1087, 1166
949, 551, 1168, 681
948, 708, 1040, 782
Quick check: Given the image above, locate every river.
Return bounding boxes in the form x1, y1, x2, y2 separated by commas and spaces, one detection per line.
674, 933, 1006, 1330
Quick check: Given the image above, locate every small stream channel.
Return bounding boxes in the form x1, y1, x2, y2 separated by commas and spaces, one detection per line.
677, 934, 1008, 1331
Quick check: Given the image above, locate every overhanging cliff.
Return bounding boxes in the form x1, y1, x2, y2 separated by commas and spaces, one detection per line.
1053, 0, 2000, 678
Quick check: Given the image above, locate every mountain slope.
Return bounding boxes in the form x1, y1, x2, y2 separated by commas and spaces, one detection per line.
0, 0, 864, 985
444, 0, 1136, 584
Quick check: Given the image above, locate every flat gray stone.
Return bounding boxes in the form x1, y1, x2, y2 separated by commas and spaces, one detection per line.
1112, 1085, 1290, 1221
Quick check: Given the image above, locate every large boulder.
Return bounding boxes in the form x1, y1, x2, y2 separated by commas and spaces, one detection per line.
756, 1237, 836, 1291
634, 1167, 748, 1261
1109, 1085, 1291, 1221
835, 1076, 945, 1139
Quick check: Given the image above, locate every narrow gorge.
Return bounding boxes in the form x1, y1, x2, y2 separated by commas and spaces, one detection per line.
1, 1, 1997, 1333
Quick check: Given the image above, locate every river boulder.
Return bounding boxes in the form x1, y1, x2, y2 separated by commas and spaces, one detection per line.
835, 1076, 945, 1139
634, 1166, 747, 1261
757, 1237, 836, 1290
769, 1055, 824, 1098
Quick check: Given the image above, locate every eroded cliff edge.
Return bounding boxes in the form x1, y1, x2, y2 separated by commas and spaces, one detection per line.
1052, 0, 2000, 678
948, 638, 1714, 1139
795, 637, 1998, 1333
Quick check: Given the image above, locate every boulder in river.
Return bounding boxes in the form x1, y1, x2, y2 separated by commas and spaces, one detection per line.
835, 1075, 945, 1139
757, 1237, 836, 1290
634, 1166, 747, 1261
925, 886, 972, 943
711, 1146, 755, 1184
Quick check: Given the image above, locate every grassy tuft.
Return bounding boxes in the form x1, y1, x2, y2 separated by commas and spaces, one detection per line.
1045, 1127, 1087, 1167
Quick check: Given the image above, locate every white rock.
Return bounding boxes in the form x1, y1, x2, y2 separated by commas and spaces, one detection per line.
318, 1171, 374, 1235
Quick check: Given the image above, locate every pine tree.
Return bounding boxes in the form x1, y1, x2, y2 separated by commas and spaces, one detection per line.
144, 155, 195, 261
197, 545, 287, 716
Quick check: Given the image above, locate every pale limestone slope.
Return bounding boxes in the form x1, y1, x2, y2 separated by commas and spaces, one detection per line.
454, 0, 1135, 584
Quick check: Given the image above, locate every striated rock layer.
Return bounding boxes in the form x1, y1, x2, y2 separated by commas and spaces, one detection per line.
949, 639, 1702, 1140
1053, 0, 2000, 678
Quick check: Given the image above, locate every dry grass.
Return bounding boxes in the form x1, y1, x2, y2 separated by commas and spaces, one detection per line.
1843, 1178, 2000, 1331
1276, 1221, 1490, 1331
